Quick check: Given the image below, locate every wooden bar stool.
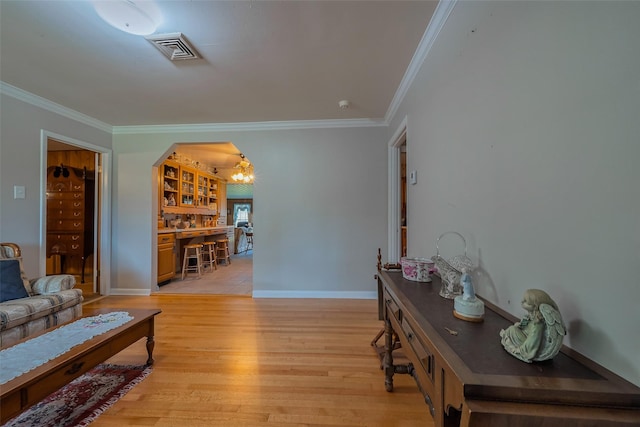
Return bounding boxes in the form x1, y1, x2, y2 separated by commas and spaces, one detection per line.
201, 241, 217, 271
182, 243, 203, 279
215, 239, 231, 265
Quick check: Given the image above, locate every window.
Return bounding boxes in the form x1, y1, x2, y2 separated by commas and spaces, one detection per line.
233, 203, 251, 227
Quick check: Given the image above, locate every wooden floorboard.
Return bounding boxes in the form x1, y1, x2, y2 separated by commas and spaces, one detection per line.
83, 295, 434, 427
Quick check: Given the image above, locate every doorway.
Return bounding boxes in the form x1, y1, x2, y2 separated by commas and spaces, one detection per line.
152, 142, 253, 296
41, 131, 112, 299
400, 143, 407, 258
387, 118, 407, 264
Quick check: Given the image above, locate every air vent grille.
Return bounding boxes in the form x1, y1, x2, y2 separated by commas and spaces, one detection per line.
145, 33, 200, 61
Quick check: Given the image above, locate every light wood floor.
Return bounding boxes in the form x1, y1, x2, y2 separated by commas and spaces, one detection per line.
85, 295, 434, 427
154, 250, 253, 296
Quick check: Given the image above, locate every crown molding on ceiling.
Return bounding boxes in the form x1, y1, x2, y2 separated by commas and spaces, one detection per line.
1, 1, 456, 136
0, 82, 113, 134
384, 0, 457, 124
111, 118, 387, 135
1, 80, 385, 134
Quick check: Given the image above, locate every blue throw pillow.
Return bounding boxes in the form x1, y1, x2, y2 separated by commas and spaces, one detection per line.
0, 259, 30, 302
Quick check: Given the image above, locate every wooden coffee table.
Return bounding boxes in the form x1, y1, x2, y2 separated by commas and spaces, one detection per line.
0, 308, 161, 423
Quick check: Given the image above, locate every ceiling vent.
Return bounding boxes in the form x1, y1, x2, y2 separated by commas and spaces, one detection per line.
145, 32, 200, 61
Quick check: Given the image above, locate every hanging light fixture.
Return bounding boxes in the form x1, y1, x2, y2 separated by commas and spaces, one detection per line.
92, 0, 162, 36
231, 154, 254, 183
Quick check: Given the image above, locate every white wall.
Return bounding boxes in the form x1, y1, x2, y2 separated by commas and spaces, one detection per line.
111, 126, 388, 298
0, 94, 112, 278
390, 1, 640, 386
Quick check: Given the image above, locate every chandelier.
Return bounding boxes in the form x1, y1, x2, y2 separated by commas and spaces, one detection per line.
231, 154, 254, 183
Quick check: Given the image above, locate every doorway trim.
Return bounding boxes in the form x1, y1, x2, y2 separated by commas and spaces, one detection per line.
387, 116, 407, 264
40, 130, 112, 295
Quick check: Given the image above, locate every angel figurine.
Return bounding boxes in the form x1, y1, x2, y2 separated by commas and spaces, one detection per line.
499, 289, 566, 363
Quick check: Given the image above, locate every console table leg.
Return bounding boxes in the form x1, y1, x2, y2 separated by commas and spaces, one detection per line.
383, 319, 394, 392
146, 335, 155, 366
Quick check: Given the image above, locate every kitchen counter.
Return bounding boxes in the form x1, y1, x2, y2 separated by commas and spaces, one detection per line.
158, 226, 230, 236
157, 226, 234, 284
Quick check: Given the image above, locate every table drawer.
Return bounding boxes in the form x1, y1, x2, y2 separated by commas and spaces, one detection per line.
0, 391, 21, 422
384, 288, 402, 322
401, 316, 435, 383
400, 315, 437, 419
22, 349, 105, 414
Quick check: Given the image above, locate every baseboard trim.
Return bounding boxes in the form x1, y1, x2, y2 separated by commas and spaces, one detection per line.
252, 290, 377, 299
107, 289, 152, 296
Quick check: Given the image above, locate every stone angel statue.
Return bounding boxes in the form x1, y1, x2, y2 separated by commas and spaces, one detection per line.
499, 289, 566, 363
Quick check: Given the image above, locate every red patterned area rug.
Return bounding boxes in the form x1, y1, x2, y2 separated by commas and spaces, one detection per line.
3, 364, 152, 427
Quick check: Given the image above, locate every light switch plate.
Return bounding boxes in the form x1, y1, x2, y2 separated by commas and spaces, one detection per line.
409, 170, 417, 185
14, 185, 26, 199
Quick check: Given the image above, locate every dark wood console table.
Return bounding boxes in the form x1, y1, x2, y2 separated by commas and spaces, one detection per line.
375, 267, 640, 427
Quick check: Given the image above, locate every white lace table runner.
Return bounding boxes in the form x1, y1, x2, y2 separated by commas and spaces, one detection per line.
0, 311, 133, 384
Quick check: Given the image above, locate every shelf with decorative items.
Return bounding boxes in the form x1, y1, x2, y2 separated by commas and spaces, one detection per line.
207, 177, 218, 215
179, 166, 196, 207
162, 161, 179, 209
196, 173, 209, 209
161, 160, 221, 218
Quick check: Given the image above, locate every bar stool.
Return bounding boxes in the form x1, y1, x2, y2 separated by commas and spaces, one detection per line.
201, 241, 217, 271
216, 239, 232, 265
182, 243, 203, 279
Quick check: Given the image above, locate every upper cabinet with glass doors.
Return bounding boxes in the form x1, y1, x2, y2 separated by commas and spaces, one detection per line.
197, 174, 209, 208
161, 160, 220, 216
179, 166, 195, 206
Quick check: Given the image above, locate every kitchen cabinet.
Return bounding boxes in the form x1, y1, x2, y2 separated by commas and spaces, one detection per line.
160, 160, 221, 216
179, 166, 195, 207
161, 161, 179, 208
157, 233, 176, 284
196, 173, 209, 209
208, 179, 218, 215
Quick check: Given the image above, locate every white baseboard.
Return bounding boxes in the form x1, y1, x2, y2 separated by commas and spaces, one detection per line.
107, 288, 151, 296
252, 290, 377, 299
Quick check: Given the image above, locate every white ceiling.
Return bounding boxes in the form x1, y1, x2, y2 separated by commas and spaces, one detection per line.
0, 0, 438, 126
2, 1, 438, 179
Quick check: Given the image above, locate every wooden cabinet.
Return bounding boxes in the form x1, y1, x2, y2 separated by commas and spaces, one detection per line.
160, 161, 221, 216
179, 166, 195, 207
208, 179, 218, 214
196, 173, 209, 208
217, 180, 227, 224
46, 166, 94, 283
157, 233, 176, 284
375, 265, 640, 427
161, 162, 179, 208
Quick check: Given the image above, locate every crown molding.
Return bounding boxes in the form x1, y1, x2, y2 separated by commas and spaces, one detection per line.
2, 0, 457, 139
384, 0, 457, 123
112, 118, 387, 135
0, 82, 113, 134
1, 81, 385, 134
